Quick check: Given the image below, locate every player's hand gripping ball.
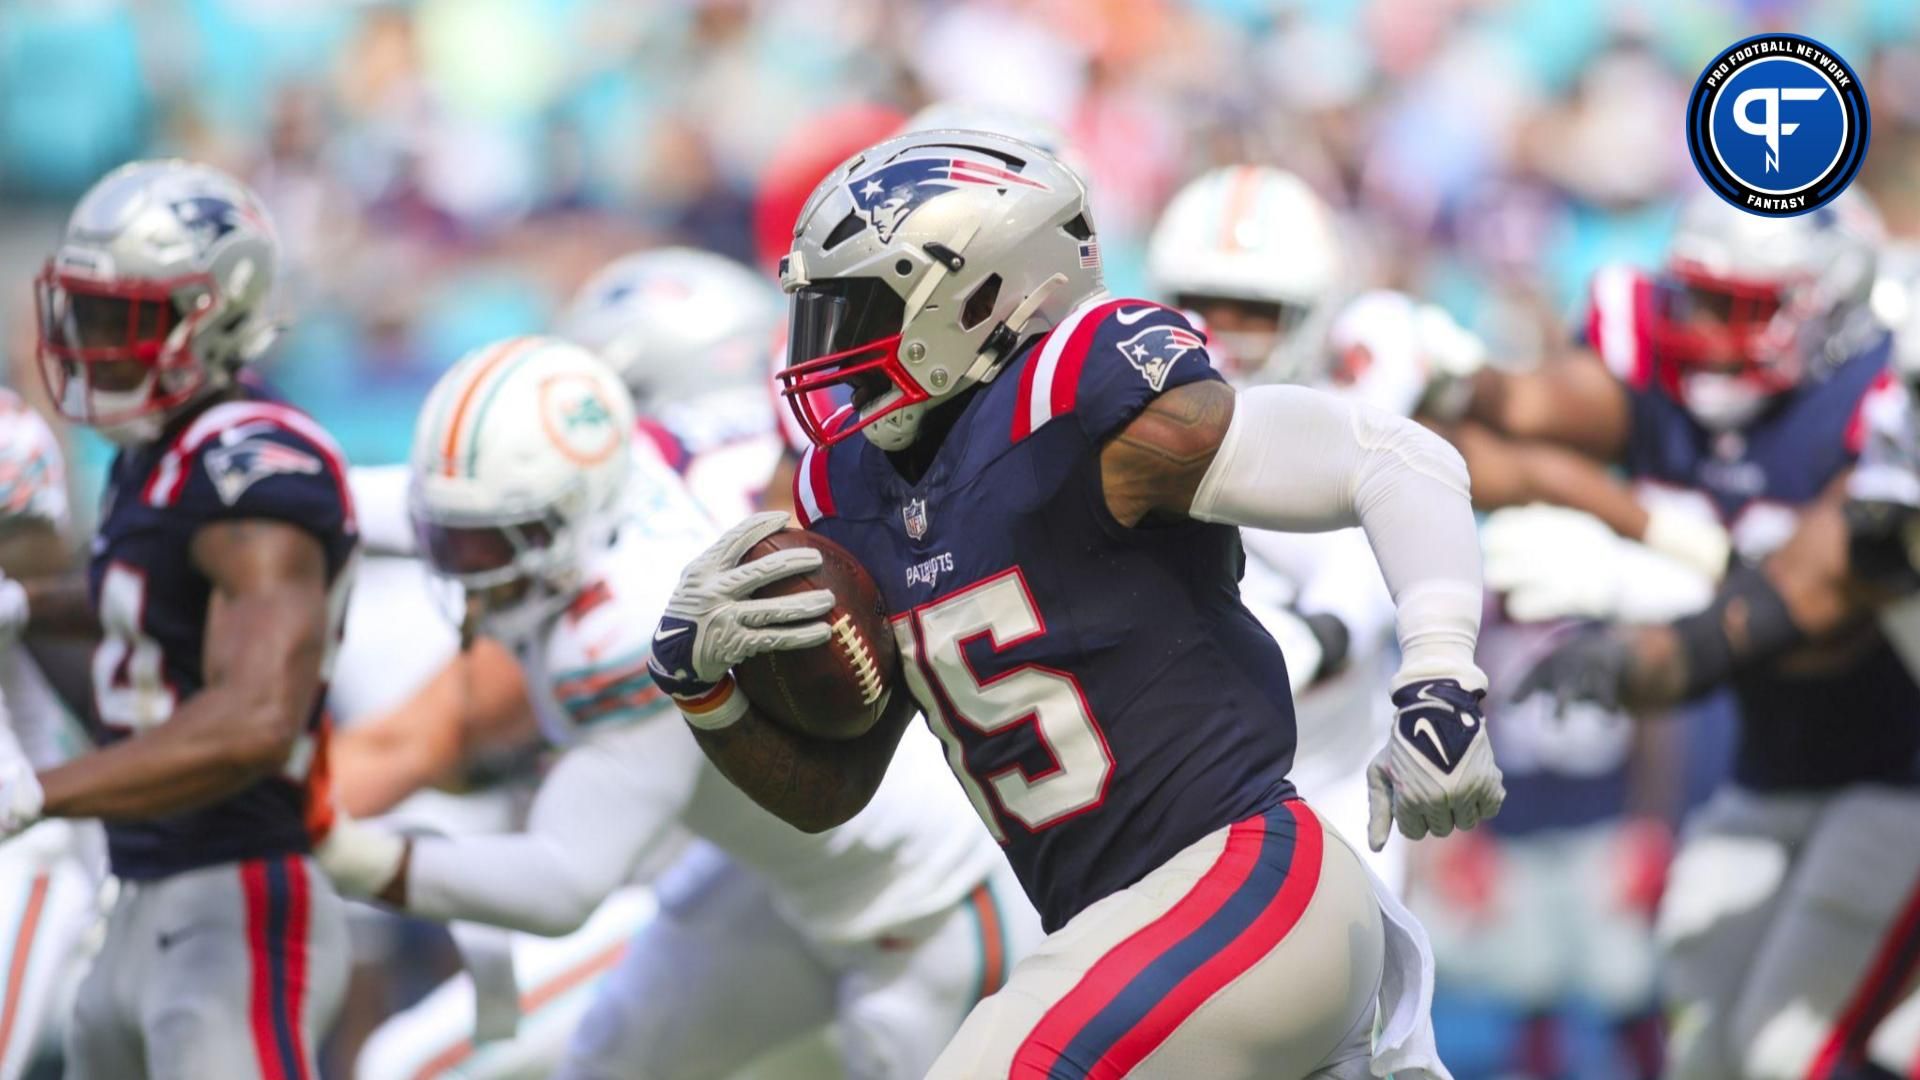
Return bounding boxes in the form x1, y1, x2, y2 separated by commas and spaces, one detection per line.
734, 529, 897, 740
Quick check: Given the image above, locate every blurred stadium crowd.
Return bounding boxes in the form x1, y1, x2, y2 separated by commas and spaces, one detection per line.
8, 0, 1920, 1077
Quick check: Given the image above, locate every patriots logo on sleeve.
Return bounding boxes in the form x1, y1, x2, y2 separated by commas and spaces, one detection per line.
1116, 324, 1206, 393
848, 156, 1050, 243
203, 436, 322, 506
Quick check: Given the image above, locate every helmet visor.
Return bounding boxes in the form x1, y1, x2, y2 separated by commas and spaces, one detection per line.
34, 264, 213, 426
1651, 266, 1792, 386
778, 277, 924, 446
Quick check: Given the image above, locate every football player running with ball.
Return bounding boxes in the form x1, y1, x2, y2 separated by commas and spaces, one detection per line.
649, 131, 1502, 1078
2, 160, 357, 1080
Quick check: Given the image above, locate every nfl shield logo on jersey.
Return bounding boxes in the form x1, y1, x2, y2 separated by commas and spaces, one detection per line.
1117, 325, 1206, 393
903, 497, 929, 541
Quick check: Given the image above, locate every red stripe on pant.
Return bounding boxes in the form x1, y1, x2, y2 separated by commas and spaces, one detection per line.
1013, 802, 1323, 1078
1808, 868, 1920, 1080
242, 858, 313, 1080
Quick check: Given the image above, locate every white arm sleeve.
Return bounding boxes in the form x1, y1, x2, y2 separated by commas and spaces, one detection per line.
1190, 385, 1485, 690
406, 718, 701, 936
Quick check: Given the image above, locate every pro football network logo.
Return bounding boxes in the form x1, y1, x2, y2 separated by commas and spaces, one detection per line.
847, 155, 1049, 243
1685, 33, 1869, 217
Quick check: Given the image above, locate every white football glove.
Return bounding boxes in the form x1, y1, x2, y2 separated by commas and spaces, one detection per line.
314, 807, 407, 900
0, 575, 27, 650
1367, 678, 1504, 851
1482, 505, 1624, 622
0, 711, 42, 842
648, 511, 835, 704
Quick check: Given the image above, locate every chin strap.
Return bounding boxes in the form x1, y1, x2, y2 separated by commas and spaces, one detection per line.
969, 273, 1070, 387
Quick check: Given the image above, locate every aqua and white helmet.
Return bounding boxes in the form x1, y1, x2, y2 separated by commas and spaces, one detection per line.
1147, 165, 1344, 383
558, 247, 782, 411
409, 336, 635, 642
778, 130, 1102, 450
35, 159, 280, 445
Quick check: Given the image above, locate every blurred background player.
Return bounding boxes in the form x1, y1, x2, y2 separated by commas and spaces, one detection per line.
559, 247, 787, 524
320, 336, 1040, 1080
0, 160, 357, 1080
1459, 193, 1913, 1080
1515, 286, 1920, 1078
0, 388, 109, 1080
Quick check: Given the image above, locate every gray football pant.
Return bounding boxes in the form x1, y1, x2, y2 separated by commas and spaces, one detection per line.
65, 854, 348, 1080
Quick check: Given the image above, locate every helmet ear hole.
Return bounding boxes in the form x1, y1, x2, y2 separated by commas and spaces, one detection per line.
961, 274, 1002, 330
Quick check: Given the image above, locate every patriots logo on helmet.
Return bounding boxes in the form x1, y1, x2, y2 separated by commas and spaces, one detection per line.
204, 436, 321, 506
1116, 323, 1206, 392
169, 196, 252, 251
847, 156, 1050, 244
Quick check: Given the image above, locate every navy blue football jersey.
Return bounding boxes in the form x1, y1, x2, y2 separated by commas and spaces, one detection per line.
797, 298, 1297, 931
1588, 270, 1919, 792
91, 392, 357, 878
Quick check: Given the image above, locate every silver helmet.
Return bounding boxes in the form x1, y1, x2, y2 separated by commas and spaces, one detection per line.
1653, 190, 1881, 429
558, 247, 782, 411
35, 159, 280, 445
777, 130, 1102, 450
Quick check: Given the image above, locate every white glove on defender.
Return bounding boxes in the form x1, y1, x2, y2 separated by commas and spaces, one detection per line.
0, 576, 28, 650
1367, 678, 1504, 851
315, 808, 407, 900
648, 511, 835, 701
0, 711, 42, 841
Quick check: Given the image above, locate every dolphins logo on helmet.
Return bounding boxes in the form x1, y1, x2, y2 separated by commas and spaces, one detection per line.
846, 157, 1050, 243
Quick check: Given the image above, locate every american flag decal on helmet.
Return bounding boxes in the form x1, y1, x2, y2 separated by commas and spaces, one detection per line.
1078, 239, 1100, 269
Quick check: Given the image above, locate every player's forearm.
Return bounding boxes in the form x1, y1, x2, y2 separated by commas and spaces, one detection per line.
0, 521, 72, 581
21, 572, 97, 638
689, 688, 912, 833
401, 833, 624, 936
39, 685, 295, 819
1463, 360, 1627, 461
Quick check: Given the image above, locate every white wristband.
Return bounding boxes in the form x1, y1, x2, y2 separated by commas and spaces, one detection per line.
1643, 506, 1732, 582
676, 676, 749, 731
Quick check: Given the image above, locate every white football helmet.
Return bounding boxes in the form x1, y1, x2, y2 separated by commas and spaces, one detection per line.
558, 247, 782, 411
1147, 165, 1344, 383
35, 159, 280, 445
409, 336, 636, 642
778, 129, 1102, 450
1654, 190, 1883, 428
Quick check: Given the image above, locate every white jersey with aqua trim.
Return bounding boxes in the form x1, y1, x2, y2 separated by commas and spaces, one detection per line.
501, 486, 1008, 946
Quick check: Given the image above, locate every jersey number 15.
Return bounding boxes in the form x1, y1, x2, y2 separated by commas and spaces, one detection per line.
892, 569, 1114, 844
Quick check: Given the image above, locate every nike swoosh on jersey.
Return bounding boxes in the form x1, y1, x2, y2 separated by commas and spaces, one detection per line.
1412, 717, 1452, 767
1114, 307, 1156, 326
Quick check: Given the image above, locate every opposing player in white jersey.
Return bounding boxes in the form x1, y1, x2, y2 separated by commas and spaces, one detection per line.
321, 337, 1040, 1080
0, 389, 109, 1079
338, 248, 793, 1079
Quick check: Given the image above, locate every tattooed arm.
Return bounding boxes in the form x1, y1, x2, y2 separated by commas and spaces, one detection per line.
689, 680, 918, 833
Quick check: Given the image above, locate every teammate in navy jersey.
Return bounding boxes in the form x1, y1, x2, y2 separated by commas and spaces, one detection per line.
0, 160, 356, 1080
1440, 191, 1920, 1080
648, 131, 1502, 1078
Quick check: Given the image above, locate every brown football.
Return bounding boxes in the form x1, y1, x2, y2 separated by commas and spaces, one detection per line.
734, 529, 897, 740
